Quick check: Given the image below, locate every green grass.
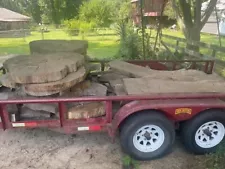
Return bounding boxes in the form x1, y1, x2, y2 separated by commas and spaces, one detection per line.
0, 28, 225, 60
161, 29, 225, 46
0, 30, 119, 59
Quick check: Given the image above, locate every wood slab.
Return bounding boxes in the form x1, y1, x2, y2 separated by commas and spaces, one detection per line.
24, 103, 58, 114
67, 102, 105, 120
98, 71, 129, 83
123, 78, 225, 95
108, 60, 152, 77
3, 53, 85, 84
109, 79, 127, 96
60, 80, 91, 96
29, 40, 88, 57
24, 66, 87, 96
20, 107, 51, 120
0, 74, 17, 88
71, 82, 107, 97
143, 69, 224, 81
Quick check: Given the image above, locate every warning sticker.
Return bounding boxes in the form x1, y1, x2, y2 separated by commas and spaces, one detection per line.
175, 108, 192, 115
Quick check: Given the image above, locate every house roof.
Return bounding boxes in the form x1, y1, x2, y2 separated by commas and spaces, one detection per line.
0, 8, 30, 22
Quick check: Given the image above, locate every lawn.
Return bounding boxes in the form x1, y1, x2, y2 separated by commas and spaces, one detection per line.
0, 30, 120, 59
0, 28, 224, 60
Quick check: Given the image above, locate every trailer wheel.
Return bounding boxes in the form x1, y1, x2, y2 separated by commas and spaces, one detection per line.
120, 111, 175, 161
181, 110, 225, 154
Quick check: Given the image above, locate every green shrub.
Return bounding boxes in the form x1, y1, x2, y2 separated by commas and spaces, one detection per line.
64, 19, 95, 38
122, 155, 139, 169
205, 143, 225, 169
64, 19, 80, 36
115, 21, 141, 60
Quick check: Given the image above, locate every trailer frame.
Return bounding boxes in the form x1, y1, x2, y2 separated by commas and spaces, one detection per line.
0, 59, 221, 139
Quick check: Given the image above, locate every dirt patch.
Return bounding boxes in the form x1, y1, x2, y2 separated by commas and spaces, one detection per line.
0, 129, 202, 169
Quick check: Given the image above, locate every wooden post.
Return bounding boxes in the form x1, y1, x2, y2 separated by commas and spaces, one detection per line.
215, 7, 222, 47
41, 29, 44, 40
140, 0, 146, 60
175, 40, 179, 53
211, 49, 216, 58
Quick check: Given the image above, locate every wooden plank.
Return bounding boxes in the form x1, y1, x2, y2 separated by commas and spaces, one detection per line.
124, 78, 225, 95
162, 41, 214, 60
162, 34, 225, 53
162, 34, 186, 43
108, 60, 152, 77
161, 41, 185, 52
160, 41, 175, 57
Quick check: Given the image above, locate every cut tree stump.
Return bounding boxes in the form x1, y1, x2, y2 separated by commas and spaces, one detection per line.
123, 78, 225, 95
108, 60, 152, 77
29, 40, 88, 57
24, 66, 88, 96
67, 102, 105, 120
3, 53, 85, 84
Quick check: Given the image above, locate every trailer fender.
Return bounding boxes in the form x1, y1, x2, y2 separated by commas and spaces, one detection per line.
112, 100, 174, 131
112, 99, 221, 132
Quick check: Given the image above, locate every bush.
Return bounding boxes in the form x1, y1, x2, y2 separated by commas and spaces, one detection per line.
115, 21, 141, 60
79, 0, 114, 28
64, 19, 95, 38
64, 19, 80, 35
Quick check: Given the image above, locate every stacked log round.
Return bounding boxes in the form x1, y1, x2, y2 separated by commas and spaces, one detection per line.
0, 52, 88, 96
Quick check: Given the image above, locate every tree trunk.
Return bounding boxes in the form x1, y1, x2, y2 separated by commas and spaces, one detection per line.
185, 27, 201, 52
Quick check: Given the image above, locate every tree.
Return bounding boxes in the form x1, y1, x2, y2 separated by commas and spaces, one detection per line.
164, 1, 176, 20
79, 0, 114, 27
27, 0, 42, 23
172, 0, 218, 50
0, 0, 84, 25
0, 0, 25, 13
63, 0, 83, 20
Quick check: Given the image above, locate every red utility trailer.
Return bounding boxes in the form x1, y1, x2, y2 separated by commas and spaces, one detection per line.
0, 59, 225, 161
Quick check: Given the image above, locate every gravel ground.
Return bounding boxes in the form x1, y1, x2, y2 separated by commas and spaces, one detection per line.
0, 128, 199, 169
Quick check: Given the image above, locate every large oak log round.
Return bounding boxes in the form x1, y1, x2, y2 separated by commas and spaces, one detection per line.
24, 66, 88, 96
29, 40, 88, 57
3, 53, 85, 84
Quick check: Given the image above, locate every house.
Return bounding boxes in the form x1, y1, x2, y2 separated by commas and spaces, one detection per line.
0, 8, 30, 31
131, 0, 167, 27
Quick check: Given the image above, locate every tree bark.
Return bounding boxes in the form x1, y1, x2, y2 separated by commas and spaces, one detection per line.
172, 0, 217, 52
185, 27, 201, 52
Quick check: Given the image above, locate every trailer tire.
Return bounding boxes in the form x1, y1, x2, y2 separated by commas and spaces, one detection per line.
181, 110, 225, 154
120, 111, 175, 161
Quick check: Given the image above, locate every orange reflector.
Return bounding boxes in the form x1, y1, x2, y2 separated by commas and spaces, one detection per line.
25, 122, 37, 127
77, 126, 101, 131
89, 126, 101, 131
